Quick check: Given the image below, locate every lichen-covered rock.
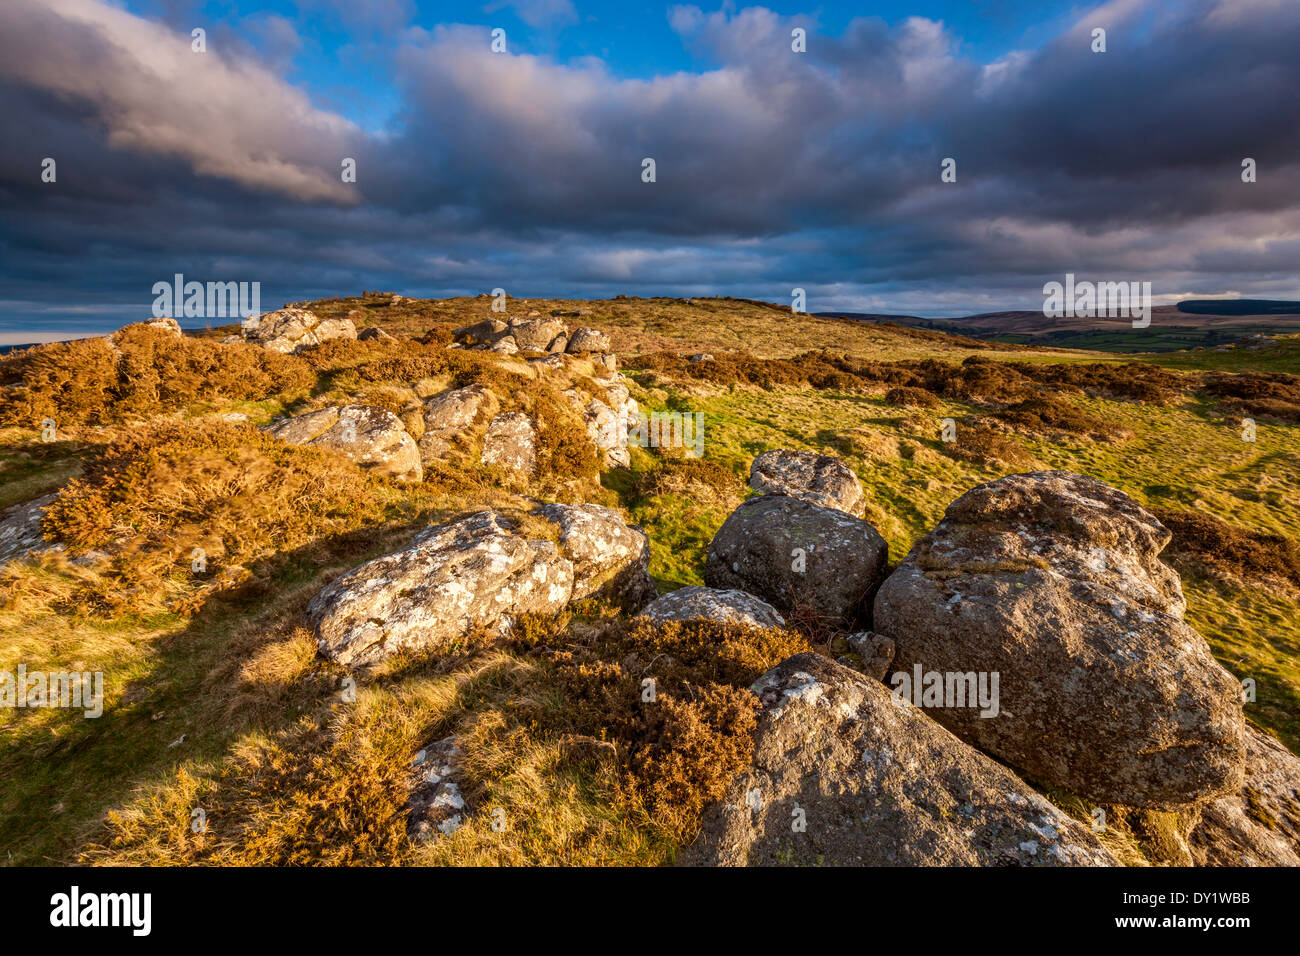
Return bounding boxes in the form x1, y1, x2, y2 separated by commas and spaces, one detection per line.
704, 495, 887, 622
536, 502, 657, 609
418, 385, 497, 462
488, 336, 519, 355
874, 470, 1246, 809
0, 493, 56, 568
308, 511, 573, 666
407, 737, 467, 843
682, 653, 1118, 867
244, 308, 356, 353
749, 449, 865, 516
266, 404, 422, 482
1190, 726, 1300, 866
481, 411, 536, 474
638, 586, 786, 630
357, 326, 395, 342
566, 327, 610, 353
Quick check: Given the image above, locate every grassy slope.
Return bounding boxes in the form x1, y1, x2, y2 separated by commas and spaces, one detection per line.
2, 295, 1296, 866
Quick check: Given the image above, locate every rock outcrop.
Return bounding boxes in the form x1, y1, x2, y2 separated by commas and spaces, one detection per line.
638, 586, 786, 629
749, 449, 866, 516
683, 653, 1118, 866
309, 511, 574, 666
1190, 725, 1300, 866
874, 470, 1246, 809
704, 494, 888, 622
242, 308, 356, 353
266, 404, 422, 482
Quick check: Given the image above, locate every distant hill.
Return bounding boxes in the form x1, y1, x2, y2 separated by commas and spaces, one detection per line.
819, 299, 1300, 352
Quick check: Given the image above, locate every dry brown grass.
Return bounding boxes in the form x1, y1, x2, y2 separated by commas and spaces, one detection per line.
1152, 507, 1300, 590
26, 420, 388, 615
0, 325, 312, 428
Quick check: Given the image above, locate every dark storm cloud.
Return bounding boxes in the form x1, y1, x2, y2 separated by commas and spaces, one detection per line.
1, 0, 1298, 333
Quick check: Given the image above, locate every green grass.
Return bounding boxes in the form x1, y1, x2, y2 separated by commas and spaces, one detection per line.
623, 383, 1300, 753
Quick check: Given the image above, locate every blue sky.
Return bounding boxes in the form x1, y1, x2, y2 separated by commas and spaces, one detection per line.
1, 0, 1298, 338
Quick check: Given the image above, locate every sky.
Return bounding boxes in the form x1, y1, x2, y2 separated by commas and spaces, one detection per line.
0, 0, 1298, 339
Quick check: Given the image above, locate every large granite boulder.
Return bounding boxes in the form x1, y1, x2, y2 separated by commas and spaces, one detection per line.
683, 653, 1117, 866
749, 449, 865, 517
704, 495, 888, 623
874, 470, 1246, 809
309, 511, 573, 666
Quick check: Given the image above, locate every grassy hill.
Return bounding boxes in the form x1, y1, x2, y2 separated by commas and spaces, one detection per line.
1, 293, 1297, 866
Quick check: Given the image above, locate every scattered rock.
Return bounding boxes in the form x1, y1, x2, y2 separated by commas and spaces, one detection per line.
480, 411, 536, 474
687, 352, 714, 363
874, 470, 1246, 808
683, 653, 1118, 866
309, 511, 573, 666
536, 503, 657, 609
244, 308, 356, 353
266, 404, 422, 482
1190, 725, 1300, 866
749, 449, 865, 516
638, 586, 786, 630
705, 495, 888, 622
357, 326, 395, 342
488, 336, 519, 355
